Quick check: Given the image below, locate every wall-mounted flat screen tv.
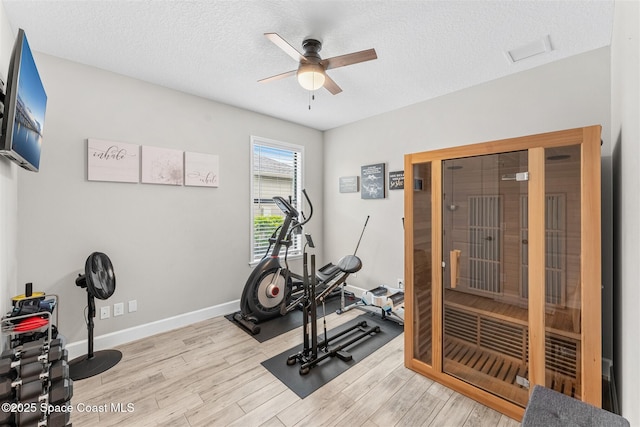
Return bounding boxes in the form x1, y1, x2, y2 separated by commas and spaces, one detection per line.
0, 28, 47, 172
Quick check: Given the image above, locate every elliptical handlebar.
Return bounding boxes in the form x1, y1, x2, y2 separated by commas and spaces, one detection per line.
273, 190, 313, 238
267, 189, 314, 258
272, 190, 312, 225
290, 189, 313, 234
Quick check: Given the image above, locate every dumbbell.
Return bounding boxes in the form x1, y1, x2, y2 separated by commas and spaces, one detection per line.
0, 343, 66, 377
10, 338, 65, 359
0, 340, 49, 364
0, 376, 72, 408
18, 360, 67, 384
0, 406, 43, 426
0, 360, 46, 382
48, 361, 69, 383
0, 360, 69, 391
48, 378, 73, 404
0, 376, 45, 400
47, 403, 71, 427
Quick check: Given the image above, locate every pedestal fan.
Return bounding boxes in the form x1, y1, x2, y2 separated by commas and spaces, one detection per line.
69, 252, 122, 380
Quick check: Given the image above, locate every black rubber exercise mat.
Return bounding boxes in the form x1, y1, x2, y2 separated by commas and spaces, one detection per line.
261, 313, 403, 398
226, 296, 348, 343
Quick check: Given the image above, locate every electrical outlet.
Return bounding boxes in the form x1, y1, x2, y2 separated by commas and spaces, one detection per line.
128, 300, 137, 313
397, 278, 404, 289
113, 302, 124, 316
100, 306, 110, 320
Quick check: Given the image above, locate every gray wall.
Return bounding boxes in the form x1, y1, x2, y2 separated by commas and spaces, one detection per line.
611, 0, 639, 423
16, 54, 324, 344
323, 46, 611, 292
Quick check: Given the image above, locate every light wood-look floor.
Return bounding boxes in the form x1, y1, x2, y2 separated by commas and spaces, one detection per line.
70, 308, 520, 426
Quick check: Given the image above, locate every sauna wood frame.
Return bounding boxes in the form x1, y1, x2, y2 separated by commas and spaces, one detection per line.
403, 126, 602, 420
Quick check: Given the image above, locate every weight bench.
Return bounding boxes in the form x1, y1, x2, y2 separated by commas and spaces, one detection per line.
522, 385, 629, 427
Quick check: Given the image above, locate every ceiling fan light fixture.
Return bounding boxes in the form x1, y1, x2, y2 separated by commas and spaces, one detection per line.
297, 63, 325, 91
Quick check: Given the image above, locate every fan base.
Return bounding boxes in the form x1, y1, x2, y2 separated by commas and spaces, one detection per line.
69, 349, 123, 380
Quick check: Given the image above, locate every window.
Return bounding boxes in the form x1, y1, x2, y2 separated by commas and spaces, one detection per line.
250, 136, 303, 262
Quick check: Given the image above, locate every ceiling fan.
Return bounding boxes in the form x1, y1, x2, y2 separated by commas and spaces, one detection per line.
259, 33, 377, 95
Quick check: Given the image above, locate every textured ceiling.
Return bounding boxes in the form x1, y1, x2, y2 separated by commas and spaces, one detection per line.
2, 0, 615, 131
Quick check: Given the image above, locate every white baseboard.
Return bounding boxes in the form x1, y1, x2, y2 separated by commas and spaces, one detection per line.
66, 300, 240, 361
344, 284, 368, 298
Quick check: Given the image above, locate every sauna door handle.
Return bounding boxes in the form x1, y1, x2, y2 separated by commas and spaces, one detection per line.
450, 249, 461, 289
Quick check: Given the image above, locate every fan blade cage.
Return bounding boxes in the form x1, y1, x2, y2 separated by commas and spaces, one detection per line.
85, 252, 116, 300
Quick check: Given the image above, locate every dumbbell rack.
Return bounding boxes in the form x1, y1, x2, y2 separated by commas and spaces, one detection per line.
0, 295, 73, 426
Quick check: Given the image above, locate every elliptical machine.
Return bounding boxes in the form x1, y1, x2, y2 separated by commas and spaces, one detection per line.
233, 190, 365, 334
286, 249, 379, 375
233, 190, 311, 334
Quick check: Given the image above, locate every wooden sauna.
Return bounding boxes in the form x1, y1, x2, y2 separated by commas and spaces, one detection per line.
403, 126, 602, 420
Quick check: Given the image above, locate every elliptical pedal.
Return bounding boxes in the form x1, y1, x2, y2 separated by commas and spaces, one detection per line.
336, 351, 352, 362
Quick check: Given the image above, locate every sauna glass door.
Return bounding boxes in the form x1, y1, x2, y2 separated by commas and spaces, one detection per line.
543, 144, 582, 399
442, 150, 531, 406
411, 162, 433, 365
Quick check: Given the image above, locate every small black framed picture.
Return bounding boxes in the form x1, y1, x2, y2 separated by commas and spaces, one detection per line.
361, 163, 385, 199
389, 170, 404, 190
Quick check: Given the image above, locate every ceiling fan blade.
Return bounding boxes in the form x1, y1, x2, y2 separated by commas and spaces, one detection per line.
321, 48, 377, 70
258, 69, 297, 84
323, 74, 342, 95
264, 33, 308, 63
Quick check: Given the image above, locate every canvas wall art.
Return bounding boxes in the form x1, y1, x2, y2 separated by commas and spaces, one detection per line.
361, 163, 385, 199
87, 138, 140, 183
184, 152, 219, 187
339, 176, 359, 193
389, 170, 404, 190
141, 146, 184, 186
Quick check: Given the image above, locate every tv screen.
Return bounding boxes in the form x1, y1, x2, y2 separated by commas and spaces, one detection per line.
0, 28, 47, 172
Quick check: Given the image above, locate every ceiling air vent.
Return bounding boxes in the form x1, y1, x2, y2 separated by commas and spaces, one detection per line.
506, 35, 552, 63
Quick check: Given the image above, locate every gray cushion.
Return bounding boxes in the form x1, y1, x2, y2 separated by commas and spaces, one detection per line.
336, 255, 362, 274
522, 385, 629, 427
